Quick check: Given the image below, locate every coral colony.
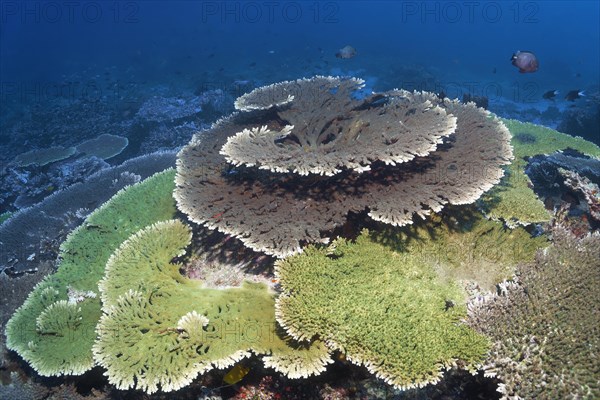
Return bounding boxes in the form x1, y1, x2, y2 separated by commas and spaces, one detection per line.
5, 77, 600, 399
175, 76, 513, 257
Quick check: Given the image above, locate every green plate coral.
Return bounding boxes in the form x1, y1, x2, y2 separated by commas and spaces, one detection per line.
482, 119, 600, 226
5, 169, 178, 376
275, 208, 548, 390
275, 230, 491, 390
371, 207, 547, 292
94, 219, 331, 394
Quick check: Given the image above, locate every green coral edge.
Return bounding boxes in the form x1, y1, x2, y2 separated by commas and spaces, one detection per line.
5, 169, 177, 376
94, 219, 332, 394
483, 119, 600, 227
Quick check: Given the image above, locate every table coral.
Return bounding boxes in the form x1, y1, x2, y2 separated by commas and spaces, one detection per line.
222, 77, 457, 175
11, 146, 76, 167
5, 169, 177, 376
275, 229, 491, 391
94, 220, 331, 394
75, 134, 129, 160
175, 77, 512, 258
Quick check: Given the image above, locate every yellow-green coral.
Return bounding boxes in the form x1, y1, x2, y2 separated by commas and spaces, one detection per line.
35, 300, 82, 336
94, 220, 330, 394
506, 120, 600, 160
276, 229, 491, 390
5, 169, 177, 376
481, 119, 600, 226
371, 207, 547, 291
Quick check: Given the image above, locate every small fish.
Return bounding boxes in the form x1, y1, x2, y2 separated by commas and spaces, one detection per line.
542, 90, 559, 100
492, 67, 497, 74
211, 211, 224, 219
565, 90, 585, 101
511, 50, 539, 73
335, 45, 356, 59
223, 363, 250, 385
249, 62, 256, 67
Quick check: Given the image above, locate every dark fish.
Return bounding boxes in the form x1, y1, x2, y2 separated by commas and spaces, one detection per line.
565, 90, 585, 101
249, 62, 256, 67
542, 90, 559, 100
492, 67, 497, 74
335, 45, 356, 59
372, 97, 390, 107
511, 50, 539, 73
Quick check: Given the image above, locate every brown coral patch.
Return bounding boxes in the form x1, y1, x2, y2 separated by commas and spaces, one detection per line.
175, 79, 512, 257
224, 76, 456, 175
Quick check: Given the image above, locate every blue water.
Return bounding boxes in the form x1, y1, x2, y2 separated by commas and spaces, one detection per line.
2, 1, 598, 87
0, 1, 599, 187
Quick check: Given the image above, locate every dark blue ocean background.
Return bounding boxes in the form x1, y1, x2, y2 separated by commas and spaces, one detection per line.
0, 0, 599, 212
2, 1, 598, 92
